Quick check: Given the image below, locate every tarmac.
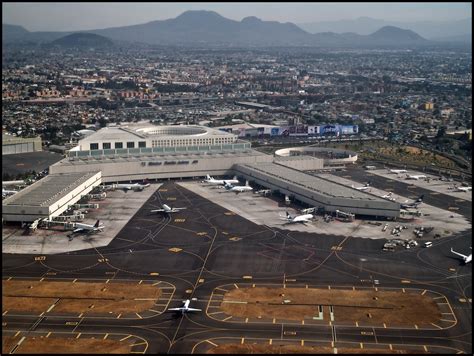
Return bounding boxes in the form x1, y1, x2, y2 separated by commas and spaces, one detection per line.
1, 184, 161, 254
2, 173, 472, 354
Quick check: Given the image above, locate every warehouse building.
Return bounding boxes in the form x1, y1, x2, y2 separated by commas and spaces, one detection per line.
2, 172, 101, 222
2, 135, 42, 155
234, 162, 400, 218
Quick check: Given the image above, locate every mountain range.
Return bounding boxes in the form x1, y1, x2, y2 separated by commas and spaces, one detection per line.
2, 10, 465, 48
298, 16, 471, 42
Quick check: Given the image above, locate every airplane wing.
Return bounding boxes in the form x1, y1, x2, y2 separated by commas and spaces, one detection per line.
167, 308, 183, 311
73, 228, 85, 233
187, 308, 202, 312
451, 248, 468, 259
151, 209, 165, 212
174, 207, 187, 211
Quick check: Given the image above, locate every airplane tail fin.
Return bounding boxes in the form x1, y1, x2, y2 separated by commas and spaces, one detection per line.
417, 194, 424, 202
94, 220, 100, 228
206, 174, 211, 180
286, 211, 291, 219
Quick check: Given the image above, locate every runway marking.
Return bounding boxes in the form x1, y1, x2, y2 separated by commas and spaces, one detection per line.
301, 320, 305, 325
120, 335, 132, 341
360, 343, 363, 349
149, 309, 161, 313
233, 284, 239, 289
389, 344, 393, 350
221, 300, 247, 304
14, 331, 21, 337
103, 333, 109, 340
245, 318, 249, 323
421, 290, 427, 295
414, 324, 418, 329
383, 323, 387, 329
208, 311, 225, 316
273, 318, 276, 324
400, 280, 410, 284
374, 287, 378, 292
328, 285, 331, 290
131, 342, 147, 347
433, 296, 444, 300
306, 285, 308, 289
222, 316, 232, 321
78, 313, 84, 318
46, 332, 51, 338
402, 288, 405, 293
301, 340, 304, 346
269, 339, 272, 345
72, 279, 77, 283
7, 277, 12, 281
355, 321, 359, 327
3, 311, 8, 316
205, 340, 218, 347
430, 323, 443, 329
423, 346, 428, 352
117, 314, 122, 319
168, 247, 182, 253
333, 347, 338, 354
76, 333, 81, 339
198, 279, 205, 283
151, 281, 161, 285
215, 287, 228, 292
134, 298, 156, 301
353, 286, 355, 291
242, 275, 252, 279
252, 284, 256, 288
39, 278, 44, 282
138, 280, 143, 284
105, 279, 110, 284
241, 338, 245, 344
135, 313, 143, 319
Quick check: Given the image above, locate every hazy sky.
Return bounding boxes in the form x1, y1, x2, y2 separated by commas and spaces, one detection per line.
3, 2, 471, 32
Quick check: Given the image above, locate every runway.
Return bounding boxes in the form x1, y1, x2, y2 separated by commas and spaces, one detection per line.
2, 176, 472, 354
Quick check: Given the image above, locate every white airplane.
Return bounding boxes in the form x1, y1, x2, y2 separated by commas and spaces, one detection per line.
454, 185, 472, 192
405, 174, 427, 180
254, 189, 271, 196
224, 182, 253, 194
281, 211, 314, 224
168, 299, 202, 314
381, 192, 396, 201
2, 188, 17, 197
450, 247, 472, 264
204, 174, 239, 185
151, 204, 187, 214
389, 169, 408, 174
106, 181, 150, 192
352, 182, 371, 191
72, 220, 105, 234
400, 195, 424, 209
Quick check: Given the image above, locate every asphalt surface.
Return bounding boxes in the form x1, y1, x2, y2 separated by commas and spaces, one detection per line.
2, 172, 472, 354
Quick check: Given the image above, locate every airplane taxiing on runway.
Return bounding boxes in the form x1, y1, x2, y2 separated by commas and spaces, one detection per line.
72, 220, 105, 234
451, 247, 472, 264
168, 299, 202, 314
204, 174, 239, 185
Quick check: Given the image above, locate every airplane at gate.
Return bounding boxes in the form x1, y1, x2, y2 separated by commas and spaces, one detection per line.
105, 180, 150, 192
450, 247, 472, 264
352, 182, 371, 191
400, 195, 424, 209
168, 299, 202, 314
389, 169, 408, 174
224, 182, 253, 194
204, 175, 239, 185
454, 185, 472, 192
2, 188, 17, 197
405, 174, 427, 180
281, 211, 314, 224
151, 204, 187, 214
72, 220, 105, 234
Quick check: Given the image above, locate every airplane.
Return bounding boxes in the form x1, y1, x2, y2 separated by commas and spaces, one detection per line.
224, 182, 253, 194
254, 189, 271, 196
389, 169, 408, 174
203, 174, 239, 185
454, 185, 472, 192
168, 299, 202, 314
151, 204, 187, 214
352, 182, 371, 191
450, 247, 472, 264
105, 180, 150, 192
400, 195, 424, 209
2, 188, 17, 197
381, 192, 396, 201
281, 211, 314, 224
405, 174, 427, 180
72, 220, 105, 234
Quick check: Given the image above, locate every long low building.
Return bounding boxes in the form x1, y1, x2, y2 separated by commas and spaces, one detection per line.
2, 172, 101, 222
234, 162, 400, 218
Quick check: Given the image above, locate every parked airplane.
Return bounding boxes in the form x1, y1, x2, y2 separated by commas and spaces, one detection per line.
2, 188, 17, 197
151, 204, 187, 214
254, 189, 271, 196
400, 195, 424, 209
204, 174, 239, 185
281, 211, 314, 224
450, 247, 472, 264
224, 182, 253, 194
389, 169, 407, 174
352, 182, 371, 191
168, 299, 202, 314
405, 174, 427, 180
454, 185, 472, 192
381, 192, 396, 201
105, 180, 150, 192
72, 220, 105, 234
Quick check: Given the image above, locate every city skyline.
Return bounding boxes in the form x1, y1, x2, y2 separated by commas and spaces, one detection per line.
2, 2, 472, 32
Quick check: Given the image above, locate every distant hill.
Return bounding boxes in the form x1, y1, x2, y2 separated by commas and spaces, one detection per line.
3, 11, 436, 48
50, 33, 114, 48
298, 17, 472, 40
2, 24, 30, 42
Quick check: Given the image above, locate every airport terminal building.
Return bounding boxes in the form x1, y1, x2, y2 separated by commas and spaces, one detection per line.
4, 124, 400, 222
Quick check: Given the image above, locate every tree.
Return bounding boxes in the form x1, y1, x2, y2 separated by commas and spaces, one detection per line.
436, 127, 446, 139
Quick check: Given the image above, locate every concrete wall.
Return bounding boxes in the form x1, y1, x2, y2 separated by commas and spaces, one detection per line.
233, 164, 400, 218
50, 154, 273, 183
